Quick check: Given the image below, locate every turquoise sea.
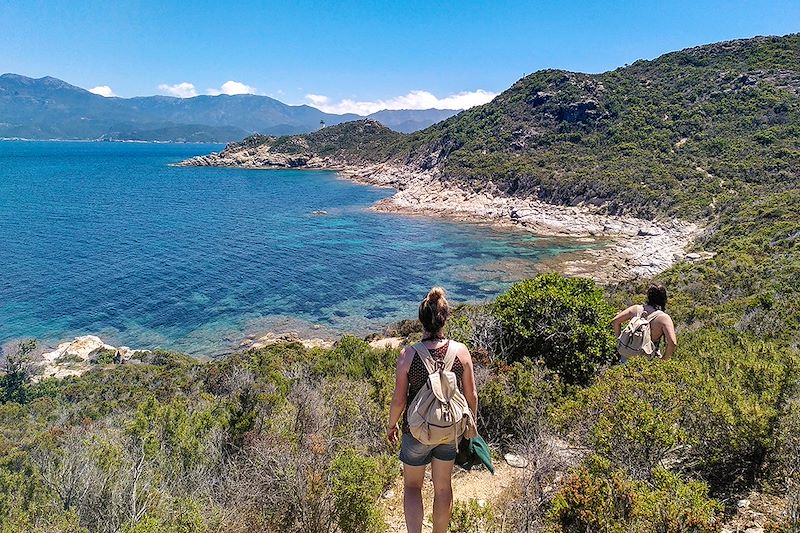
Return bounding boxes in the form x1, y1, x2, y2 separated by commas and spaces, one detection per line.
0, 141, 587, 356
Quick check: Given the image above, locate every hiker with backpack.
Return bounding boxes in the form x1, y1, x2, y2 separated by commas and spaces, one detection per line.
613, 283, 678, 361
386, 287, 478, 533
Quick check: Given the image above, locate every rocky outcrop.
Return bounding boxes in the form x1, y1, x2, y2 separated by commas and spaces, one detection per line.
337, 164, 702, 282
31, 335, 149, 382
239, 332, 335, 351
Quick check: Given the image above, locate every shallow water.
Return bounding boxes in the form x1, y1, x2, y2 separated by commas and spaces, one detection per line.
0, 141, 588, 356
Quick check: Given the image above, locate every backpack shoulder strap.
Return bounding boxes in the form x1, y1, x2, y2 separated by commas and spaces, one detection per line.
412, 342, 436, 374
644, 310, 664, 323
442, 341, 458, 372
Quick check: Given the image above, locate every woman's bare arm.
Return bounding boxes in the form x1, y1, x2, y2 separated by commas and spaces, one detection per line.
661, 315, 678, 359
612, 305, 639, 336
459, 344, 478, 418
386, 346, 413, 443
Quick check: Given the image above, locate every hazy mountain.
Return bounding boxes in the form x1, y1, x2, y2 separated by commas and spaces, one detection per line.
366, 108, 459, 133
0, 74, 457, 141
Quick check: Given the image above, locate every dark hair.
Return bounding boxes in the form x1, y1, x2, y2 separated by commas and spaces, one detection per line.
418, 287, 449, 335
646, 284, 667, 311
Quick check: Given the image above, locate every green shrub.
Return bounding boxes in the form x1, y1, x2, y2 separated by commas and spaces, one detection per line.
492, 274, 617, 385
547, 456, 721, 533
121, 498, 213, 533
451, 499, 500, 533
553, 330, 800, 487
93, 348, 117, 365
0, 340, 37, 405
478, 360, 563, 443
329, 449, 391, 533
770, 400, 800, 530
0, 452, 87, 533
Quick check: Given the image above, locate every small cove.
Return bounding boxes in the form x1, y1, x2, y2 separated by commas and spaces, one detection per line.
0, 141, 592, 356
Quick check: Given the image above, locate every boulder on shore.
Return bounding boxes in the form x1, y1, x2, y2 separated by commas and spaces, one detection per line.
31, 335, 148, 382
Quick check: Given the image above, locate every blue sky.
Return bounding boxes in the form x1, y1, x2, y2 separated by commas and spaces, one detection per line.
1, 0, 797, 112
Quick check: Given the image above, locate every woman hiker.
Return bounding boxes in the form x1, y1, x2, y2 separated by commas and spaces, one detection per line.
612, 283, 678, 360
386, 287, 478, 533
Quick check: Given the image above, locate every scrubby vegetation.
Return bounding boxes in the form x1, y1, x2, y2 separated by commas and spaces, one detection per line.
2, 33, 800, 531
3, 263, 798, 531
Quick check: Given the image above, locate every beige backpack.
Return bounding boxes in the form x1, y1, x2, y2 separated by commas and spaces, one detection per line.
617, 309, 663, 359
407, 342, 476, 445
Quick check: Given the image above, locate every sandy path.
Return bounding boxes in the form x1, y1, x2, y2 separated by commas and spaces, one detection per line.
380, 462, 523, 532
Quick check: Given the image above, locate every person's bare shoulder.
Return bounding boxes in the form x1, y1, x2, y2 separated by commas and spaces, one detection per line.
654, 310, 672, 323
658, 312, 675, 328
397, 345, 416, 371
451, 341, 473, 366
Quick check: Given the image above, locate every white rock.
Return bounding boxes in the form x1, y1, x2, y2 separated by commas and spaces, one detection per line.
744, 528, 764, 533
504, 453, 529, 468
382, 489, 395, 499
370, 337, 404, 350
638, 226, 664, 236
737, 498, 750, 509
117, 346, 149, 362
40, 335, 116, 364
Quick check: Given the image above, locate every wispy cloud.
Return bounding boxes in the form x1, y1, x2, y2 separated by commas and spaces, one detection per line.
158, 82, 198, 98
206, 80, 257, 96
304, 89, 498, 115
88, 85, 117, 97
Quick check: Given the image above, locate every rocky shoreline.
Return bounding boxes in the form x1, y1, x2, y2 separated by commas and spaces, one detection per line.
28, 335, 151, 382
181, 150, 706, 283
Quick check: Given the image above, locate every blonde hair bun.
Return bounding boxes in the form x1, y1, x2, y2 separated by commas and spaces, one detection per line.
426, 287, 446, 303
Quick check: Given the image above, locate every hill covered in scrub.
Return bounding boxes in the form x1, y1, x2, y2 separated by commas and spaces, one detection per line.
192, 34, 800, 220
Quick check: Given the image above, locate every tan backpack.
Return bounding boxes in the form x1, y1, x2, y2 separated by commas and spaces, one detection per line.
407, 342, 476, 445
617, 309, 663, 359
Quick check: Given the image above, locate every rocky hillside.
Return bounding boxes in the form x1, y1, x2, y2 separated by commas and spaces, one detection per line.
186, 34, 800, 220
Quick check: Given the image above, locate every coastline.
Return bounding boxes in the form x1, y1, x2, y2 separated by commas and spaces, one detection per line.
340, 163, 702, 283
180, 150, 702, 283
20, 152, 704, 367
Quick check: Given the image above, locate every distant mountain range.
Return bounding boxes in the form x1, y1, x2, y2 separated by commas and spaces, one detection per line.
0, 74, 460, 141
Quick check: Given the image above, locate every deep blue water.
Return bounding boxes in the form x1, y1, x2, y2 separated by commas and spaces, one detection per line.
0, 141, 586, 356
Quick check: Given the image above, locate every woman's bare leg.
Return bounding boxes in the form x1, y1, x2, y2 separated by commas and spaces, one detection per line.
403, 463, 426, 533
430, 458, 454, 533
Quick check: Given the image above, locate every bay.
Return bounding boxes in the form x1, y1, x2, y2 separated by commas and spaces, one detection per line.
0, 141, 586, 356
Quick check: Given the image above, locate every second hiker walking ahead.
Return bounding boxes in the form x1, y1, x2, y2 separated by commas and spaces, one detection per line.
612, 283, 678, 361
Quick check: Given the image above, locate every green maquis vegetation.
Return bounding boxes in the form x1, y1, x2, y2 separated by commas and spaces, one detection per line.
2, 34, 800, 532
2, 269, 798, 531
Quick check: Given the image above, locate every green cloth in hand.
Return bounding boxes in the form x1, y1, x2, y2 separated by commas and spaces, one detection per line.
455, 435, 495, 475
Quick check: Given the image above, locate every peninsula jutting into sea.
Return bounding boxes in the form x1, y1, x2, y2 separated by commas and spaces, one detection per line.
2, 18, 799, 533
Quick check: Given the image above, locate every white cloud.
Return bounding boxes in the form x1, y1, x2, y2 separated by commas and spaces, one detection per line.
206, 80, 257, 96
158, 82, 198, 98
88, 85, 116, 97
306, 94, 330, 106
303, 89, 498, 115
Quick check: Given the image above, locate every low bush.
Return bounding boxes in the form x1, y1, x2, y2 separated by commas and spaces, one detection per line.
478, 360, 563, 444
492, 274, 617, 385
547, 456, 721, 533
553, 330, 800, 489
330, 449, 393, 533
450, 499, 500, 533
